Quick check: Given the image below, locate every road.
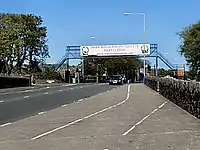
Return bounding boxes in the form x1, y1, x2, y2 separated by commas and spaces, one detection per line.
0, 83, 117, 124
0, 84, 200, 149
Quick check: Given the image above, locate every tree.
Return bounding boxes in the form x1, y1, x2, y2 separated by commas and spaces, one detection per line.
178, 21, 200, 80
84, 57, 142, 77
0, 13, 49, 75
157, 68, 174, 77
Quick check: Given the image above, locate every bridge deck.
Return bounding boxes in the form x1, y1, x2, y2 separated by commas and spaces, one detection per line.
0, 84, 200, 150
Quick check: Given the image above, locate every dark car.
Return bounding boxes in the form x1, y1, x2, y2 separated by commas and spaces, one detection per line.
109, 75, 123, 85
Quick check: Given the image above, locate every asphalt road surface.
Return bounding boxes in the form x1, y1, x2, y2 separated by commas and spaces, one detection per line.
0, 83, 117, 124
1, 84, 200, 149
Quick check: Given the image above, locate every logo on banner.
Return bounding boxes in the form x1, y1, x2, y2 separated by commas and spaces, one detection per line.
81, 46, 89, 56
141, 45, 149, 54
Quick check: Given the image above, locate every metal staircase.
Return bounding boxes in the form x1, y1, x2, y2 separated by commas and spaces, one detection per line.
157, 51, 175, 69
54, 55, 67, 71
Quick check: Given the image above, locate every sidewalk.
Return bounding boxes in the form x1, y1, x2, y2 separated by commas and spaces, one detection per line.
0, 84, 200, 149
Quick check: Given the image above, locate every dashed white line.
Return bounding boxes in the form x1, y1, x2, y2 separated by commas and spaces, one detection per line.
0, 92, 10, 96
18, 89, 33, 93
0, 122, 12, 127
122, 101, 167, 136
24, 96, 30, 99
44, 92, 48, 95
38, 112, 45, 115
0, 100, 4, 103
59, 89, 63, 92
31, 85, 131, 140
63, 84, 76, 87
70, 88, 74, 90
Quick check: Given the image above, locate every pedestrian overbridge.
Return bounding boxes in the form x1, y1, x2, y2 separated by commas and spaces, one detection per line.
54, 44, 177, 76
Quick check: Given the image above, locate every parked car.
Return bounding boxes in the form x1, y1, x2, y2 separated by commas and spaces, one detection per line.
109, 75, 123, 85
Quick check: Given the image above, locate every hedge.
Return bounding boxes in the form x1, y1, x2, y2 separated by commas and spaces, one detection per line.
145, 76, 200, 119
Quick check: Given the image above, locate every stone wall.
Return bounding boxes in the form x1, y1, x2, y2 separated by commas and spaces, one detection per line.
0, 76, 29, 89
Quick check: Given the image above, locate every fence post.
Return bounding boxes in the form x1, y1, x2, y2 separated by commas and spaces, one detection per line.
157, 78, 160, 92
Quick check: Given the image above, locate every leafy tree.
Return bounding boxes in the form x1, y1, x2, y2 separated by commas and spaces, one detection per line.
34, 66, 64, 82
158, 68, 174, 77
84, 57, 142, 77
178, 21, 200, 80
0, 13, 49, 75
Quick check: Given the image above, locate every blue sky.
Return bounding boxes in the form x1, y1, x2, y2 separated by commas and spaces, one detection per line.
1, 0, 200, 69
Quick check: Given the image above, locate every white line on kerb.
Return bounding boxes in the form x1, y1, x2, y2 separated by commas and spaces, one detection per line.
31, 85, 131, 140
78, 99, 83, 102
0, 123, 12, 127
122, 101, 167, 136
38, 112, 45, 115
61, 104, 67, 107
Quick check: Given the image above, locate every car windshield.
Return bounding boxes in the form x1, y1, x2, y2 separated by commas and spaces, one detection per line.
111, 75, 121, 80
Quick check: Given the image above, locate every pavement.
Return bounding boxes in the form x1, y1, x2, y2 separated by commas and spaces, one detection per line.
0, 84, 200, 149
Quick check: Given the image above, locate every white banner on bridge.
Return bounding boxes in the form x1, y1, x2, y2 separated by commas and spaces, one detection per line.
80, 44, 150, 56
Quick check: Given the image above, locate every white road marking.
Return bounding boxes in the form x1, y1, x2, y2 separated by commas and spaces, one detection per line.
18, 89, 34, 93
0, 87, 35, 96
38, 112, 45, 115
70, 88, 74, 90
78, 99, 83, 102
31, 85, 131, 140
0, 92, 10, 96
24, 96, 30, 99
46, 86, 50, 89
59, 89, 63, 92
44, 92, 48, 95
0, 100, 4, 103
122, 101, 167, 136
0, 123, 11, 127
61, 104, 67, 108
63, 84, 76, 87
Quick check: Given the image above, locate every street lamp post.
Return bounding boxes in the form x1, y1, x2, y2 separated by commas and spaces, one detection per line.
124, 12, 147, 83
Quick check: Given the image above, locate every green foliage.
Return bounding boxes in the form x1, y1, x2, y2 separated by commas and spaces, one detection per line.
34, 66, 64, 81
178, 21, 200, 80
158, 68, 174, 77
0, 13, 49, 75
84, 57, 143, 76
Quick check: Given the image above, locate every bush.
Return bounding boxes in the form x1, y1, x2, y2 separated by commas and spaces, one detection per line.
145, 76, 200, 119
34, 67, 64, 82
